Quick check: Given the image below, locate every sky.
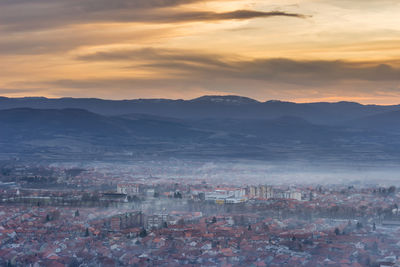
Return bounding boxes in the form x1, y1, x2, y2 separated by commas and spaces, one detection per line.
1, 0, 400, 104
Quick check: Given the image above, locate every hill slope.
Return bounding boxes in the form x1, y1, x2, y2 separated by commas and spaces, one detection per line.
1, 108, 400, 161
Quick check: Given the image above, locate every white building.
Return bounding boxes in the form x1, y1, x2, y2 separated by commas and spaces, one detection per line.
117, 184, 140, 196
205, 188, 247, 203
248, 185, 273, 199
274, 190, 302, 201
147, 213, 168, 229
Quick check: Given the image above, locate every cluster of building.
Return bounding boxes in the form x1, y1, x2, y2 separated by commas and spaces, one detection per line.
188, 185, 303, 204
1, 202, 400, 266
2, 164, 400, 266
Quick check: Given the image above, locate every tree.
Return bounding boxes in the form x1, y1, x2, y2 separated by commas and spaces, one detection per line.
139, 228, 147, 238
334, 227, 340, 235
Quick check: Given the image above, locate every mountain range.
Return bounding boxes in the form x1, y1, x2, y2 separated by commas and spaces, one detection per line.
1, 95, 398, 124
1, 95, 400, 162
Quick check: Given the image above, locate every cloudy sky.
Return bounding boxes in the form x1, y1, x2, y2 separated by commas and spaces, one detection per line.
1, 0, 400, 104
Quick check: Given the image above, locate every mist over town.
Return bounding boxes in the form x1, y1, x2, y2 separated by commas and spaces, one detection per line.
2, 0, 400, 266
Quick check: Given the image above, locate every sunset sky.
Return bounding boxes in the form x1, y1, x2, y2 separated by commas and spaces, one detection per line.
1, 0, 400, 104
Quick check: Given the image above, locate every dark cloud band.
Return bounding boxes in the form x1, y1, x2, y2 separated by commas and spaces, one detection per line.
0, 0, 306, 31
77, 48, 400, 83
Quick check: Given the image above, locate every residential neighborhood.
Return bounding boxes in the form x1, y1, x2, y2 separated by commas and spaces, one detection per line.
1, 163, 400, 266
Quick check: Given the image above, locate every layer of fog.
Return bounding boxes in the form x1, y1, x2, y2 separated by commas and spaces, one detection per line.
50, 159, 400, 186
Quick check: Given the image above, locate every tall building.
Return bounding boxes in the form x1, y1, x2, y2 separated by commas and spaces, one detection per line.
248, 185, 273, 199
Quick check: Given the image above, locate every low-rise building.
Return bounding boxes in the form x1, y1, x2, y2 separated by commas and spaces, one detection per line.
117, 184, 140, 196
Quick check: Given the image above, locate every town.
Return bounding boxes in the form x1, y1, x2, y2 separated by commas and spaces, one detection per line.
1, 162, 400, 266
2, 0, 400, 265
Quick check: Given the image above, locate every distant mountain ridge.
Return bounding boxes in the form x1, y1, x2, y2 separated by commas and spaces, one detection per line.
1, 95, 399, 125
